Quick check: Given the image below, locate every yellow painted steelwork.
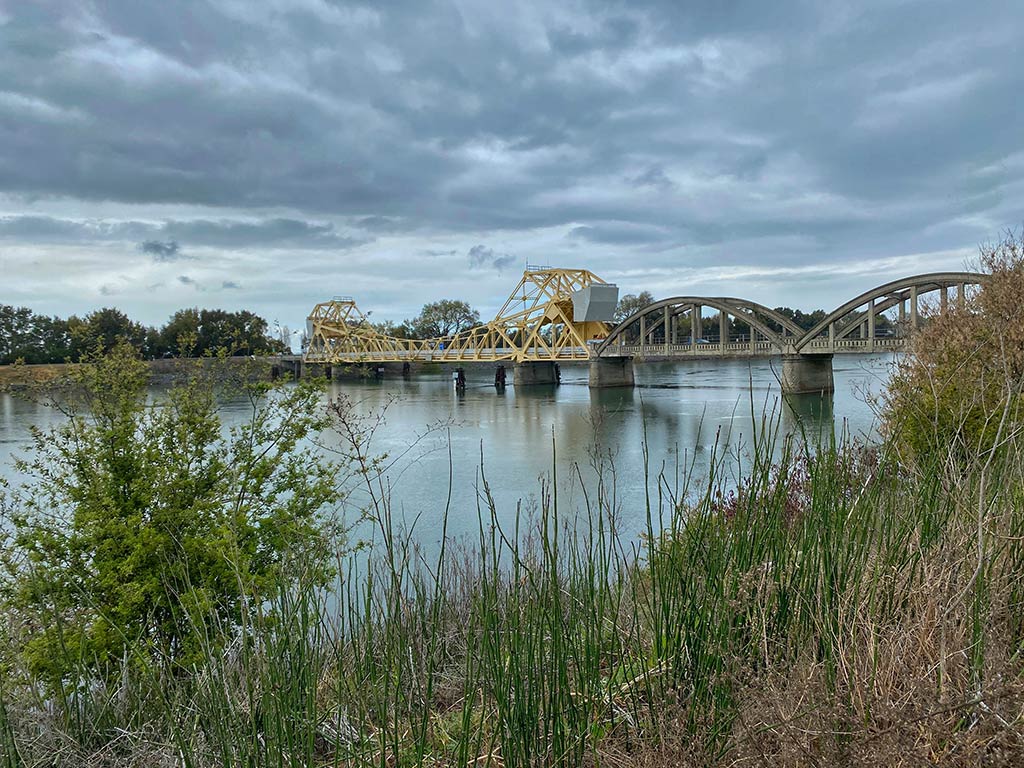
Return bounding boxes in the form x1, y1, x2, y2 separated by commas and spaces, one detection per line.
305, 268, 612, 364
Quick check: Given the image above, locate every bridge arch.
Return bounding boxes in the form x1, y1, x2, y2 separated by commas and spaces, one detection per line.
793, 271, 987, 353
597, 296, 803, 355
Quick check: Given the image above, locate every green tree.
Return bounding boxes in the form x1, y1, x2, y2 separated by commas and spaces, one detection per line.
614, 291, 655, 323
157, 308, 286, 357
772, 307, 828, 333
372, 319, 413, 339
1, 343, 340, 685
0, 306, 76, 364
0, 305, 36, 363
410, 299, 480, 338
159, 307, 201, 356
70, 307, 151, 358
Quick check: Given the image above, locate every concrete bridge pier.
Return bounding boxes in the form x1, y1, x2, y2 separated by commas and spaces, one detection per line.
279, 357, 302, 380
513, 361, 560, 386
781, 354, 834, 395
589, 356, 635, 388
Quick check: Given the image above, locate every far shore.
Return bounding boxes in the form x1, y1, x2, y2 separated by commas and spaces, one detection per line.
0, 356, 283, 389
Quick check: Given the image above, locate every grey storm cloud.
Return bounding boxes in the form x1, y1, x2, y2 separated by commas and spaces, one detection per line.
569, 223, 673, 246
0, 0, 1021, 325
468, 245, 517, 272
177, 275, 201, 289
140, 239, 183, 262
0, 215, 369, 250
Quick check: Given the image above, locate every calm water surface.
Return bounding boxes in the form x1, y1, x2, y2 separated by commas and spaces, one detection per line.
0, 356, 897, 550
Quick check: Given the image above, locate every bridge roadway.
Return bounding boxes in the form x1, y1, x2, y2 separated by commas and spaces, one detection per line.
298, 270, 986, 394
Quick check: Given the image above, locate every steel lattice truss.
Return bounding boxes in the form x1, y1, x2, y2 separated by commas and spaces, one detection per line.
305, 268, 612, 364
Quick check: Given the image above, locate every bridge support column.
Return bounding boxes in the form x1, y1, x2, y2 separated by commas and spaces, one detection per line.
589, 356, 635, 389
781, 354, 834, 395
867, 298, 875, 351
514, 361, 559, 387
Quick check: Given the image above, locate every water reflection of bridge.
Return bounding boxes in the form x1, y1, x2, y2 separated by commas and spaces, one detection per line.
299, 269, 985, 395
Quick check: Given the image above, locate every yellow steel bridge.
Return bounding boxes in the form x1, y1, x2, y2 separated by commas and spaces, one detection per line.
304, 267, 986, 367
305, 267, 616, 364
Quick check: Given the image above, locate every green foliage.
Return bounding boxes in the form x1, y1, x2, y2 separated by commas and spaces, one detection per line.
371, 318, 413, 339
0, 305, 75, 364
160, 307, 287, 357
408, 299, 480, 338
613, 290, 654, 323
0, 342, 340, 686
369, 300, 481, 341
885, 231, 1024, 466
0, 304, 287, 364
68, 307, 150, 357
772, 306, 828, 332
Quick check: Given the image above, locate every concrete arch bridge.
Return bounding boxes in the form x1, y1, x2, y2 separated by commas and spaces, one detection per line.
301, 268, 985, 394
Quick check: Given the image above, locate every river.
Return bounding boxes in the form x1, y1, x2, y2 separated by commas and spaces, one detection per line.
0, 355, 897, 553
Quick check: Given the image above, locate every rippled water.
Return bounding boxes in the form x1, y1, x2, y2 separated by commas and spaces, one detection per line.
1, 355, 897, 551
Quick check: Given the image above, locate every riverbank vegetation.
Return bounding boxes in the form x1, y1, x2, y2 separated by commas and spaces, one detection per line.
0, 305, 288, 365
1, 235, 1023, 766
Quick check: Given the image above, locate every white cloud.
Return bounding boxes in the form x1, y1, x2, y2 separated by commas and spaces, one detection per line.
0, 91, 86, 123
857, 71, 992, 130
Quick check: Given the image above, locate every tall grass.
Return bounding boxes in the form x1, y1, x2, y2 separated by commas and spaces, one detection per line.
2, 401, 1024, 766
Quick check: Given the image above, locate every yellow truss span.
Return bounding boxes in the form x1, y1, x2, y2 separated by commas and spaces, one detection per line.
305, 268, 613, 364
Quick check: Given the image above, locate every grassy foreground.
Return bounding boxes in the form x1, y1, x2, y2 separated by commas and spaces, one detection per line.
1, 402, 1023, 767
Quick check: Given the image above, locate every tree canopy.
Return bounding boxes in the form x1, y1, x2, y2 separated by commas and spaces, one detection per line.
410, 299, 480, 338
614, 291, 655, 324
0, 304, 288, 364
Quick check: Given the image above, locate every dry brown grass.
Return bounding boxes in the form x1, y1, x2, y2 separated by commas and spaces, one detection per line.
0, 362, 70, 388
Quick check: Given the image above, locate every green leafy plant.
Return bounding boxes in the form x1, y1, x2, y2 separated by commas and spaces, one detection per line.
0, 342, 341, 687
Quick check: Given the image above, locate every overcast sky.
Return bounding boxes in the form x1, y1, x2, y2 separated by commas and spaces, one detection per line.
0, 0, 1021, 335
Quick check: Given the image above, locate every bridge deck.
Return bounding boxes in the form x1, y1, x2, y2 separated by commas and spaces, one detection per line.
302, 336, 906, 364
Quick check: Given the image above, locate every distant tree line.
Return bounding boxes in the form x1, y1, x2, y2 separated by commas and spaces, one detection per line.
0, 304, 288, 364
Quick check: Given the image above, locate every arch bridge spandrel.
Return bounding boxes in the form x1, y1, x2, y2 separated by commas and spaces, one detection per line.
596, 296, 803, 358
600, 272, 988, 358
793, 272, 987, 354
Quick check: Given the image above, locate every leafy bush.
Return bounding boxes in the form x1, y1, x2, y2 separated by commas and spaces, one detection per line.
0, 343, 341, 686
885, 230, 1024, 467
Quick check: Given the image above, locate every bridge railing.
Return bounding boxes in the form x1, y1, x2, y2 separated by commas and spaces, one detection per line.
601, 336, 909, 358
306, 346, 599, 363
603, 340, 780, 357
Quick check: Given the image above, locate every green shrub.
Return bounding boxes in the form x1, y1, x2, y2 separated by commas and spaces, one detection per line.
885, 230, 1024, 467
0, 343, 341, 687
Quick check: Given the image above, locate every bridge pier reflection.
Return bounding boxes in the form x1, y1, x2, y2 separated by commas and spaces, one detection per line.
781, 353, 834, 395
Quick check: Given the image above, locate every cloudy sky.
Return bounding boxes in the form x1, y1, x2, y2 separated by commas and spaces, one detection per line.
0, 0, 1021, 336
